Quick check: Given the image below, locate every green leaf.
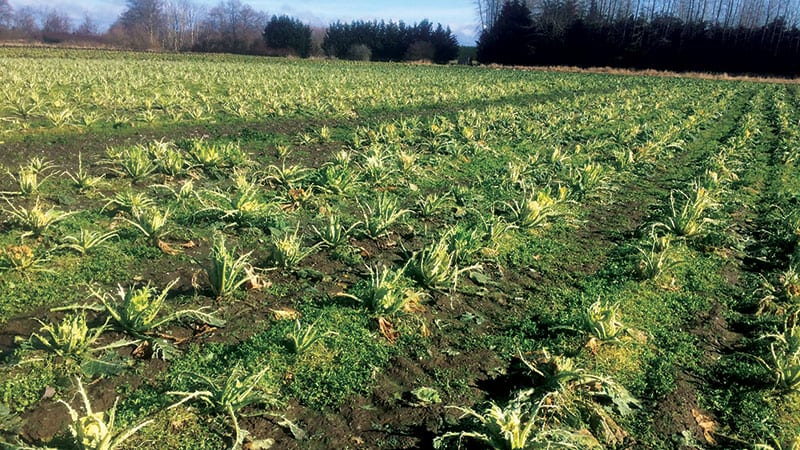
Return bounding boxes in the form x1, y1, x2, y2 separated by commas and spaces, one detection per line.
173, 310, 226, 328
468, 271, 491, 286
80, 353, 130, 378
0, 403, 22, 435
604, 383, 641, 417
149, 338, 182, 361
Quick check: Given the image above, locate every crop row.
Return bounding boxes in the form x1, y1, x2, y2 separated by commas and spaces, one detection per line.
0, 49, 605, 135
0, 73, 747, 449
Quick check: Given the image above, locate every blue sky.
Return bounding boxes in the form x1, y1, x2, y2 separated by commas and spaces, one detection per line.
11, 0, 480, 44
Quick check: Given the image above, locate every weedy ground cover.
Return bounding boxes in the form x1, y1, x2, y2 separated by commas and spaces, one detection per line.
0, 48, 798, 449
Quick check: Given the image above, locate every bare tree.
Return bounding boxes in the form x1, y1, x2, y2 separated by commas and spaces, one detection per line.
42, 8, 73, 36
0, 0, 12, 31
310, 25, 326, 56
475, 0, 505, 30
75, 13, 99, 36
198, 0, 266, 52
118, 0, 164, 49
163, 0, 201, 50
12, 6, 38, 37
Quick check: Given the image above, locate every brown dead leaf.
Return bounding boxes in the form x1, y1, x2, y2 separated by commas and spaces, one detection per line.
589, 404, 628, 446
180, 240, 197, 248
420, 321, 431, 337
245, 267, 270, 290
132, 341, 151, 359
692, 408, 718, 445
378, 317, 398, 343
288, 188, 309, 202
41, 386, 56, 400
585, 336, 600, 354
243, 438, 275, 450
190, 270, 201, 291
402, 290, 426, 314
193, 323, 219, 337
158, 240, 179, 255
628, 329, 649, 344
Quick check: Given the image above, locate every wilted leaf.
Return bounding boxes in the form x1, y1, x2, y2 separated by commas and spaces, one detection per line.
158, 240, 179, 255
378, 317, 398, 343
244, 438, 274, 449
274, 415, 306, 440
692, 408, 717, 444
270, 308, 300, 320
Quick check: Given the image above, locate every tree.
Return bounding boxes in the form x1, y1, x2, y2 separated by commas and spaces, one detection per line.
12, 6, 37, 38
162, 0, 204, 50
347, 43, 372, 61
405, 40, 436, 61
475, 0, 506, 30
477, 0, 536, 64
196, 0, 266, 53
471, 0, 800, 75
310, 25, 326, 56
42, 9, 73, 37
117, 0, 164, 49
322, 19, 460, 63
322, 21, 354, 58
75, 14, 99, 36
0, 0, 12, 32
263, 15, 312, 57
431, 24, 460, 63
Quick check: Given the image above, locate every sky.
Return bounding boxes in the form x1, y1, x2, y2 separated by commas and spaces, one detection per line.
10, 0, 481, 44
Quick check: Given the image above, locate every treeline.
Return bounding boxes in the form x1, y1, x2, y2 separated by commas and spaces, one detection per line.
0, 0, 459, 63
476, 0, 800, 75
323, 20, 459, 63
0, 0, 104, 44
0, 0, 267, 52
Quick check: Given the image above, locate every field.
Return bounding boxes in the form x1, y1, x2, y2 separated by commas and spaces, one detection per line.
0, 48, 799, 449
